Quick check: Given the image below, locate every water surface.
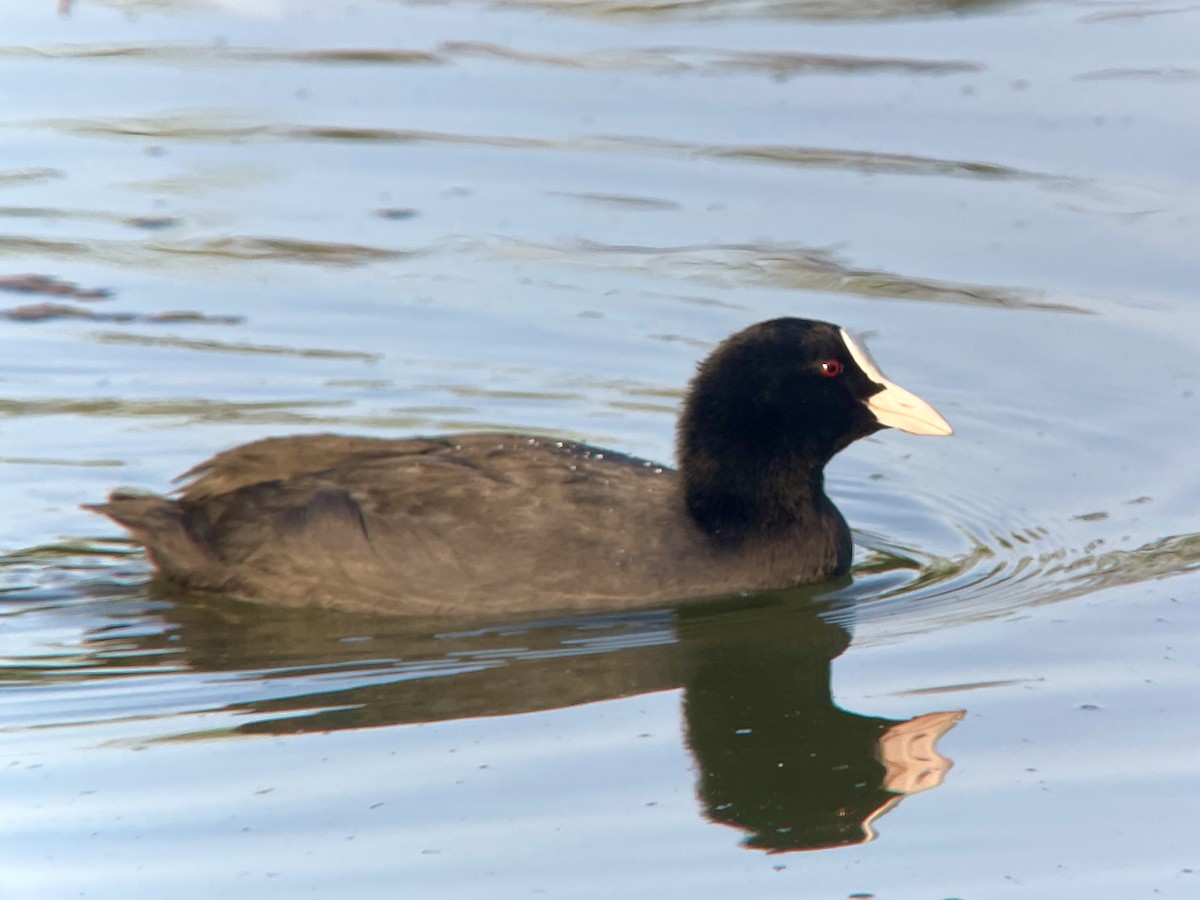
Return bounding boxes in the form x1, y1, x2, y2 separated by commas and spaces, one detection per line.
3, 0, 1200, 897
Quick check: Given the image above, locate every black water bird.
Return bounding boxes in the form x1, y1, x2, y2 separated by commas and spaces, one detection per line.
88, 318, 952, 614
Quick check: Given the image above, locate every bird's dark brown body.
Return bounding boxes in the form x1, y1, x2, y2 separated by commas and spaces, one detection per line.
90, 318, 951, 615
94, 433, 850, 614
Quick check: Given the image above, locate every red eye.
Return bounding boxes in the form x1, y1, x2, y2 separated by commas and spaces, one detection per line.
820, 359, 843, 377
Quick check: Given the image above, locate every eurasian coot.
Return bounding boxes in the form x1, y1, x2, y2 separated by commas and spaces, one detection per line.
89, 318, 951, 614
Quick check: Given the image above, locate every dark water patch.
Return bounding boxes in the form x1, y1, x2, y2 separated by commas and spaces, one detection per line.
4, 303, 240, 325
122, 163, 270, 197
0, 393, 560, 435
54, 0, 1012, 20
301, 126, 1060, 184
0, 205, 110, 221
151, 236, 412, 267
1076, 66, 1200, 83
637, 289, 746, 310
1, 539, 139, 566
439, 385, 589, 402
701, 47, 982, 77
0, 456, 125, 468
1079, 3, 1200, 24
483, 0, 1006, 23
607, 399, 681, 414
0, 273, 110, 299
0, 232, 416, 272
549, 190, 681, 211
0, 167, 63, 186
0, 42, 441, 67
265, 47, 443, 66
292, 124, 556, 149
0, 396, 349, 424
490, 237, 1084, 312
704, 144, 1038, 180
0, 206, 181, 232
90, 331, 380, 361
375, 207, 419, 220
0, 235, 216, 274
443, 40, 981, 76
890, 677, 1036, 696
0, 235, 91, 258
126, 216, 183, 231
440, 39, 694, 72
4, 39, 978, 79
323, 378, 393, 389
30, 113, 1061, 187
646, 331, 713, 349
34, 111, 273, 141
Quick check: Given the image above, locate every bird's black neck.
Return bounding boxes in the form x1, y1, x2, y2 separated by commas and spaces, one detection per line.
680, 448, 836, 546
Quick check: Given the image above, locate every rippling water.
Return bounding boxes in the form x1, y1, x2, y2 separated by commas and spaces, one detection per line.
3, 0, 1200, 897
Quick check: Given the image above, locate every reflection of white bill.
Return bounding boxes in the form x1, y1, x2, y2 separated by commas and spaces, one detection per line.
879, 709, 965, 794
862, 710, 965, 842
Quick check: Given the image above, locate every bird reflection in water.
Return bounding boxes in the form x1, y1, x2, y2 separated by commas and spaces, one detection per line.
678, 594, 961, 852
133, 586, 962, 854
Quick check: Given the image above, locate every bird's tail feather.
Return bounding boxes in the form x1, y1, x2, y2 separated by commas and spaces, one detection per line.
84, 492, 226, 588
